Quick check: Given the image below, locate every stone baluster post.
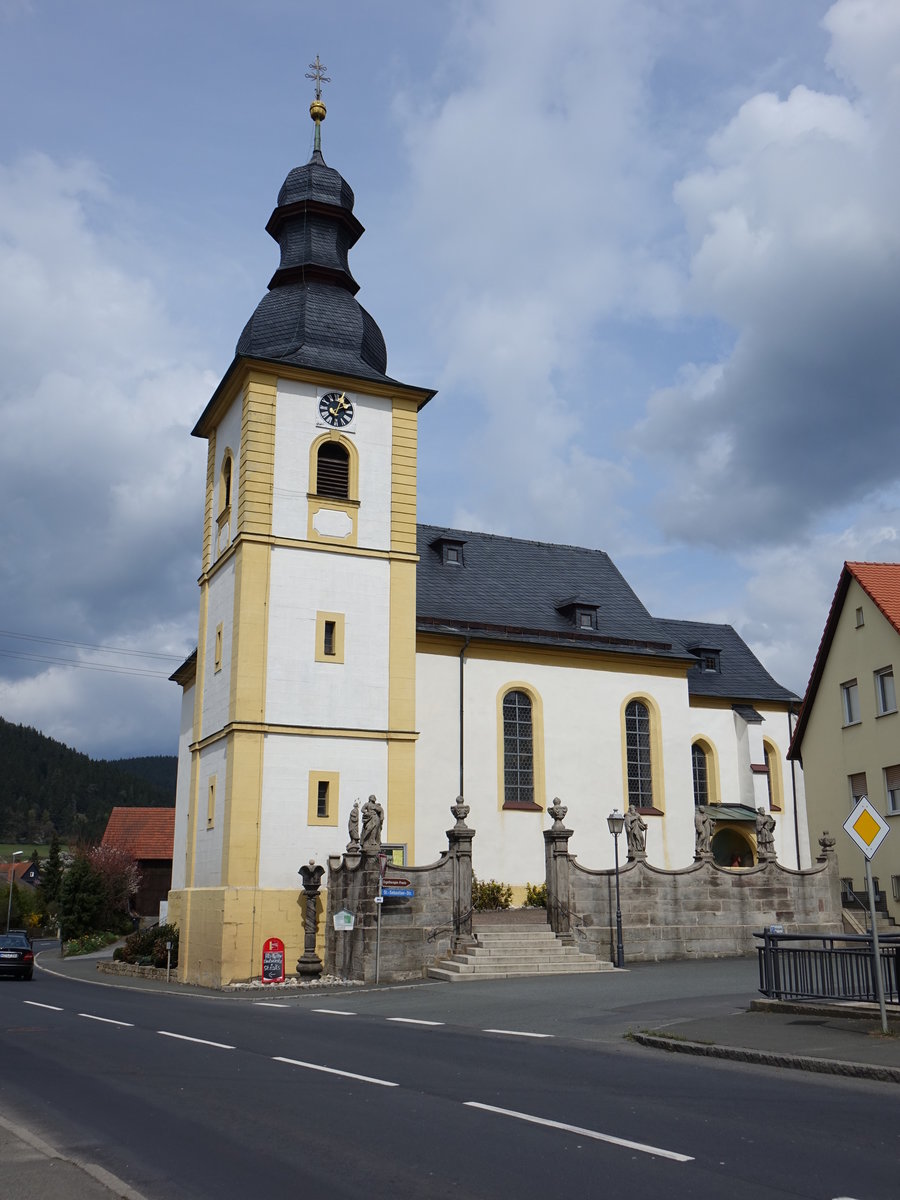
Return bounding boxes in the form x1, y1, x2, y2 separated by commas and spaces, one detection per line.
544, 798, 574, 936
447, 797, 474, 948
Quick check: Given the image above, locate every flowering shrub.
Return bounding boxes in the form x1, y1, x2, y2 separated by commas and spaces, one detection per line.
114, 923, 179, 968
472, 876, 512, 911
524, 882, 547, 908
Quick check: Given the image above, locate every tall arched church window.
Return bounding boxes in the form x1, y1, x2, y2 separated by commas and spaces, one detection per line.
692, 742, 709, 807
625, 699, 653, 807
316, 441, 350, 499
502, 690, 534, 806
763, 739, 784, 810
219, 453, 233, 514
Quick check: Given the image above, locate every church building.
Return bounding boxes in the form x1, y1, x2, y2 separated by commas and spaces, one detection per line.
168, 85, 808, 986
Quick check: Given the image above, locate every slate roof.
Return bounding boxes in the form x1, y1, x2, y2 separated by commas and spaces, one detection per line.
789, 561, 900, 758
417, 526, 796, 706
235, 149, 398, 387
655, 619, 799, 704
101, 808, 175, 861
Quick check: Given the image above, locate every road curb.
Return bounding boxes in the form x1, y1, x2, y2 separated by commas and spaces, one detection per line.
630, 1032, 900, 1084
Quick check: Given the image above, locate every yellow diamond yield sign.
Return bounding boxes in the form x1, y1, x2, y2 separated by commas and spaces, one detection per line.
843, 795, 890, 860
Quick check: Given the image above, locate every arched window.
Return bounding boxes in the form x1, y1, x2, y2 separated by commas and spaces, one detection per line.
218, 453, 233, 515
763, 739, 784, 811
692, 742, 708, 807
316, 441, 350, 499
502, 690, 534, 806
625, 699, 653, 807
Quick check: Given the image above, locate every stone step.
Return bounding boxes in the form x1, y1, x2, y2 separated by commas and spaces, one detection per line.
451, 947, 585, 963
426, 959, 608, 982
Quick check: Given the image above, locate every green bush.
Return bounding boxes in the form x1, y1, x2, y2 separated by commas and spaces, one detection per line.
63, 930, 120, 957
472, 876, 512, 911
114, 923, 179, 969
524, 882, 547, 908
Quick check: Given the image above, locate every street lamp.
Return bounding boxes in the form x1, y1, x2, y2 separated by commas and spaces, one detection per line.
5, 851, 23, 934
607, 810, 625, 968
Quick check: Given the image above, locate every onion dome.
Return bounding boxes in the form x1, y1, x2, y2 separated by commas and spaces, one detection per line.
236, 92, 391, 384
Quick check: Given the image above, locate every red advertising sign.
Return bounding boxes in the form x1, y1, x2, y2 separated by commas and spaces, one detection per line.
262, 936, 285, 984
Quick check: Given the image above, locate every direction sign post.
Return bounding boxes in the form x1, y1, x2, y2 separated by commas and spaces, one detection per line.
843, 796, 891, 1033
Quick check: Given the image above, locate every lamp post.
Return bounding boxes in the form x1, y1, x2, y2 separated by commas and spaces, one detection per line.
5, 851, 23, 934
607, 810, 625, 968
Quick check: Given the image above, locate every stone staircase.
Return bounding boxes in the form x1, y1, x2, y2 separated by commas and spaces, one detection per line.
426, 921, 613, 982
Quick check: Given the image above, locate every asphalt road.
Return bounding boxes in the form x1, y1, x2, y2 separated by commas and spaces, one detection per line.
0, 953, 896, 1200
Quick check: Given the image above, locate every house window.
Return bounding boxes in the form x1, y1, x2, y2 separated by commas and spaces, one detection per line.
691, 743, 708, 807
323, 621, 336, 657
307, 772, 339, 827
855, 606, 864, 628
502, 690, 535, 806
885, 765, 900, 813
315, 441, 350, 498
218, 453, 233, 515
849, 772, 868, 805
762, 740, 784, 811
315, 612, 345, 664
702, 653, 720, 673
214, 623, 223, 673
576, 608, 597, 630
841, 680, 860, 726
625, 700, 653, 807
443, 544, 462, 565
875, 667, 896, 716
207, 776, 216, 829
316, 780, 329, 819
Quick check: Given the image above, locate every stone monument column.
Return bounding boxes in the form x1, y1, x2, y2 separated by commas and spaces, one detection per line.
297, 860, 325, 978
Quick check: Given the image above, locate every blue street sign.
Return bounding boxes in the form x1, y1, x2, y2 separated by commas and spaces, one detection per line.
382, 887, 414, 898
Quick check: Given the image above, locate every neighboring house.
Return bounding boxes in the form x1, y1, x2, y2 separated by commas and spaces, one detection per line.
0, 860, 41, 889
101, 808, 175, 919
166, 100, 808, 985
789, 562, 900, 924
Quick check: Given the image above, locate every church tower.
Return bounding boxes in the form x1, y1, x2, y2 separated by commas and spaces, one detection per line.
169, 69, 435, 987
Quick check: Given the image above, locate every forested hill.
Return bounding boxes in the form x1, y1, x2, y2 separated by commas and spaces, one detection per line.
0, 718, 176, 843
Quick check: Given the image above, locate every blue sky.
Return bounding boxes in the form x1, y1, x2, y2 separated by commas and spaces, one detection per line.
1, 0, 899, 758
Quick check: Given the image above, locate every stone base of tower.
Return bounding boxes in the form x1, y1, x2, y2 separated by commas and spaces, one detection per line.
167, 886, 325, 988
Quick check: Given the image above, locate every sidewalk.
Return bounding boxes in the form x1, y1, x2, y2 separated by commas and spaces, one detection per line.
0, 1112, 146, 1200
37, 943, 900, 1082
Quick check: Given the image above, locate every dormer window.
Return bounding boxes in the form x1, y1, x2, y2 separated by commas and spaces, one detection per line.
690, 644, 721, 673
556, 597, 600, 631
430, 533, 467, 566
576, 607, 597, 631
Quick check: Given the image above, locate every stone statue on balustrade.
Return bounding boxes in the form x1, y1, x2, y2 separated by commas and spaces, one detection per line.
361, 794, 384, 852
625, 804, 647, 860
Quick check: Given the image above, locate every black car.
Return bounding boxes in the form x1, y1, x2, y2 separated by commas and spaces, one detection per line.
0, 934, 34, 980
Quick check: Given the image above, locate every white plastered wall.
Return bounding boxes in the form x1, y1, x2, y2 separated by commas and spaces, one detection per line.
258, 733, 388, 888
271, 379, 392, 549
213, 398, 242, 556
265, 547, 390, 729
170, 681, 195, 890
193, 741, 227, 886
201, 557, 235, 736
415, 649, 697, 886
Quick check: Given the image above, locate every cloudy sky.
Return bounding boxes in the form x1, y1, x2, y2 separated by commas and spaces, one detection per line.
1, 0, 899, 759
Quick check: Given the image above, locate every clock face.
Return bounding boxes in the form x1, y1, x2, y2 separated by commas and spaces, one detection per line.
318, 391, 354, 428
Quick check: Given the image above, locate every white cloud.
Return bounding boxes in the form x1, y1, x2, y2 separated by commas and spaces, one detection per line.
0, 153, 211, 756
636, 0, 900, 549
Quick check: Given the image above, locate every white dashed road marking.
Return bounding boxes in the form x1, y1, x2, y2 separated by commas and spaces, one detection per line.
465, 1103, 694, 1162
386, 1018, 445, 1026
273, 1057, 398, 1087
157, 1031, 235, 1049
23, 1001, 63, 1011
311, 1008, 356, 1016
254, 1002, 289, 1008
79, 1013, 134, 1027
483, 1028, 552, 1038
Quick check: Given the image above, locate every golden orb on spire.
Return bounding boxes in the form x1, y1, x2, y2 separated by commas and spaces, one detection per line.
309, 98, 326, 124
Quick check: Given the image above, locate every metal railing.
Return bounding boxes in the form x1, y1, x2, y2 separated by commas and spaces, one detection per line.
756, 931, 900, 1004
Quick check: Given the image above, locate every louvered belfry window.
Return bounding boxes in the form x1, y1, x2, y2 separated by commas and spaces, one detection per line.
316, 441, 350, 498
625, 699, 653, 806
503, 690, 534, 805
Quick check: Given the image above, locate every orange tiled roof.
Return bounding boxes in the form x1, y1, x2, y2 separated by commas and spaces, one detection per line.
0, 861, 34, 884
847, 562, 900, 635
101, 807, 175, 860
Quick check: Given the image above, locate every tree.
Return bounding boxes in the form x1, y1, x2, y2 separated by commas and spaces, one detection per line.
58, 853, 106, 940
40, 832, 63, 911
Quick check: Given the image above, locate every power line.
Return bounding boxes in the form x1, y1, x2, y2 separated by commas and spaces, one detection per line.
0, 648, 170, 680
0, 629, 184, 663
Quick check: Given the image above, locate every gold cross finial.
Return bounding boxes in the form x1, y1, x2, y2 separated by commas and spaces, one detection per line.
306, 55, 330, 153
